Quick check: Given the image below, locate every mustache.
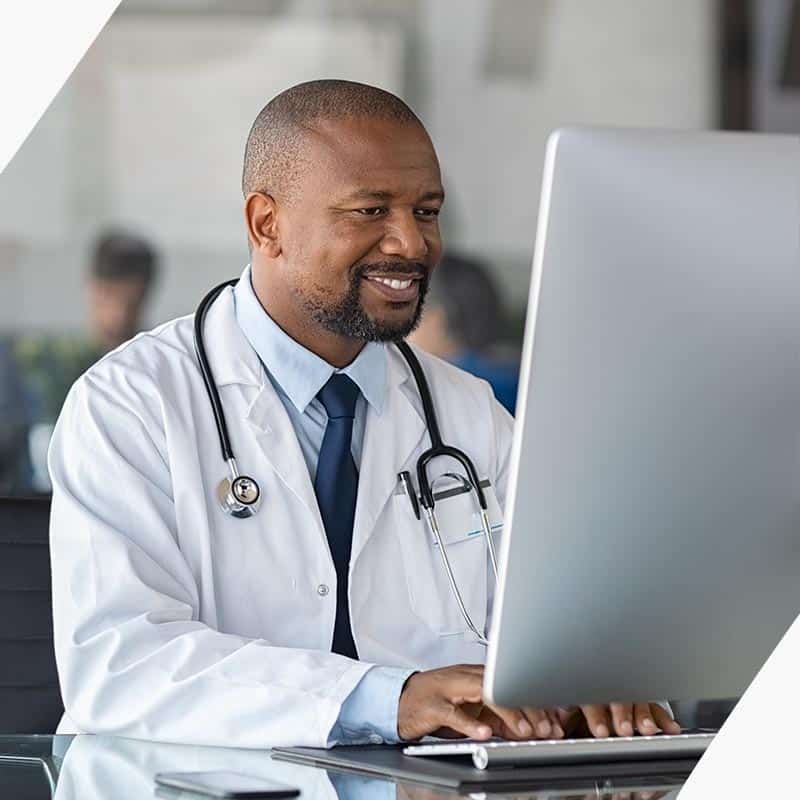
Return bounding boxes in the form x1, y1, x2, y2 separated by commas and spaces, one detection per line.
355, 261, 429, 278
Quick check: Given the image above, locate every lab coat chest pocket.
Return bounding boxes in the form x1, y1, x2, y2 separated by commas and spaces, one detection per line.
392, 481, 502, 638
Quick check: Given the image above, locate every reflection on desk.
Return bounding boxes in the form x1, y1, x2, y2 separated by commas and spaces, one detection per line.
0, 735, 683, 800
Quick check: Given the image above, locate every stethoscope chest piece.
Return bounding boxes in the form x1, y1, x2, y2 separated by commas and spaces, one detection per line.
217, 474, 261, 519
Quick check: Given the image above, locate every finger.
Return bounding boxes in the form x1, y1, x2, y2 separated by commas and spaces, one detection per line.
476, 706, 522, 740
484, 703, 535, 739
443, 704, 493, 740
609, 702, 635, 737
634, 702, 660, 735
521, 707, 553, 738
580, 704, 612, 738
651, 703, 682, 735
546, 709, 565, 739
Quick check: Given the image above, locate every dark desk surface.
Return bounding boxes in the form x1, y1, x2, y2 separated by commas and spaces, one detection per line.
0, 734, 691, 799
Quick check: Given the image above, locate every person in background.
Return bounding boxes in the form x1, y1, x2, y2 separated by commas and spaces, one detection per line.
408, 252, 519, 414
85, 230, 159, 353
12, 230, 159, 492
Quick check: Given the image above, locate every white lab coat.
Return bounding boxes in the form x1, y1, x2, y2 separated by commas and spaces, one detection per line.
49, 286, 515, 748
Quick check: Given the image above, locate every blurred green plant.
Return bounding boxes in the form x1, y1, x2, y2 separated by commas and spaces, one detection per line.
13, 336, 103, 423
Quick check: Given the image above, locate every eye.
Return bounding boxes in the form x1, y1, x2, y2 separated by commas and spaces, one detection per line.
414, 207, 441, 219
355, 207, 387, 217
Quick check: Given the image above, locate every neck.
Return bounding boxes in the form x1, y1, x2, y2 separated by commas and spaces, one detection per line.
289, 322, 365, 368
251, 265, 364, 368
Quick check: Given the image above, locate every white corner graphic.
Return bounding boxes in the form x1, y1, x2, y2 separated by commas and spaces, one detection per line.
679, 611, 800, 797
0, 1, 121, 175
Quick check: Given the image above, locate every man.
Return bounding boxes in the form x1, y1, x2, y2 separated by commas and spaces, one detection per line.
49, 80, 678, 747
86, 230, 158, 353
16, 230, 158, 424
408, 252, 519, 414
11, 230, 158, 492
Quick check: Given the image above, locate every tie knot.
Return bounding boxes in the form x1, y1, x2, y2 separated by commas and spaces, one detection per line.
317, 374, 360, 419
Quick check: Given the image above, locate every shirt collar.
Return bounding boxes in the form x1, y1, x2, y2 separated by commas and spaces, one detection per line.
233, 264, 387, 415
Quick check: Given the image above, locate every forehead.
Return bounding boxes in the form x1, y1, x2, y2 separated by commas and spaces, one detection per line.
300, 117, 442, 198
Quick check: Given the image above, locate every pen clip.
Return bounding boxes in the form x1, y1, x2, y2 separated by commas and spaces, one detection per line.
398, 470, 421, 520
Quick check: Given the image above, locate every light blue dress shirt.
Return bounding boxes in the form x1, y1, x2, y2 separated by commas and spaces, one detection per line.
233, 267, 414, 745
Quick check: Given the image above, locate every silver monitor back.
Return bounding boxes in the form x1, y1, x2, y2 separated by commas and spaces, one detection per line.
484, 127, 800, 709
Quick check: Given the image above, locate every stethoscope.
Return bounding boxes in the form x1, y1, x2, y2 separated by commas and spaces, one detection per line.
194, 278, 500, 644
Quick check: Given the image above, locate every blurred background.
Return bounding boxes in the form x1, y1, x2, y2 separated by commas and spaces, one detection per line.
0, 0, 798, 498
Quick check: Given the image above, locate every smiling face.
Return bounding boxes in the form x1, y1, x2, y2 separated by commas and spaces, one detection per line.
246, 116, 444, 365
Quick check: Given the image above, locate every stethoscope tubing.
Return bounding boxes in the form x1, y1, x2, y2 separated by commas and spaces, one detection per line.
194, 279, 240, 463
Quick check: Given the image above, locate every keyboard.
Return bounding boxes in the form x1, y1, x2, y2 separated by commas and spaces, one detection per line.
403, 732, 715, 769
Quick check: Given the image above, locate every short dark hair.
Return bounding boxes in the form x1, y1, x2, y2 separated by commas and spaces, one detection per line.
91, 231, 158, 287
428, 253, 503, 351
242, 79, 423, 201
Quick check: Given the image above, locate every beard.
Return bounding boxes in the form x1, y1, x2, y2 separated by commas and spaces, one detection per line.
300, 261, 430, 342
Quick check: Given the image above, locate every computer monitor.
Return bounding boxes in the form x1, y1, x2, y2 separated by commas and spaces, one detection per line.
484, 127, 800, 709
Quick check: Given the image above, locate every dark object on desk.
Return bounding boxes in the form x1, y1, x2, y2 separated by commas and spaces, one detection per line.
0, 497, 63, 733
272, 744, 699, 793
156, 770, 300, 799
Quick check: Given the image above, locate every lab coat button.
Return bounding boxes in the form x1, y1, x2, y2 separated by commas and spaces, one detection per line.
316, 584, 330, 596
369, 734, 383, 744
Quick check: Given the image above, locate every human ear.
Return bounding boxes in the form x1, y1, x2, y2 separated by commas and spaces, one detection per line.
244, 192, 281, 258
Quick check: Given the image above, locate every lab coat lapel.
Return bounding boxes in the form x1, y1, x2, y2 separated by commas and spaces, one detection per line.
351, 347, 428, 564
243, 383, 324, 532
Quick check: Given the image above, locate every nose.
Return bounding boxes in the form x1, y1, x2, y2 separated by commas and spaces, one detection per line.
379, 212, 430, 261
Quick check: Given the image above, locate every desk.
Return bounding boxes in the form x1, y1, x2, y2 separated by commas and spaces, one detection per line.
0, 734, 693, 799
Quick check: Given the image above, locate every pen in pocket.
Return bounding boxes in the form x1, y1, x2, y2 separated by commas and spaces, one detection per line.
397, 470, 420, 519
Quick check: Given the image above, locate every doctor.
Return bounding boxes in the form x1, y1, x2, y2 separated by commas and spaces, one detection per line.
49, 79, 679, 748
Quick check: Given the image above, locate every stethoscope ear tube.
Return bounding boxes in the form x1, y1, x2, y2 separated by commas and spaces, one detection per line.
397, 341, 499, 599
416, 445, 488, 511
423, 503, 490, 647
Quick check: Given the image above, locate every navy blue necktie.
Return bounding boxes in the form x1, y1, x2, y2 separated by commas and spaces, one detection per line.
315, 374, 360, 659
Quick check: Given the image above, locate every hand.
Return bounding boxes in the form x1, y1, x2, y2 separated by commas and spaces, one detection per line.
398, 664, 561, 741
396, 664, 681, 741
561, 702, 681, 738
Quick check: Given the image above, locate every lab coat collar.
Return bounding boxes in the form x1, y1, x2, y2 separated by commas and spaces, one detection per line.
202, 266, 265, 389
